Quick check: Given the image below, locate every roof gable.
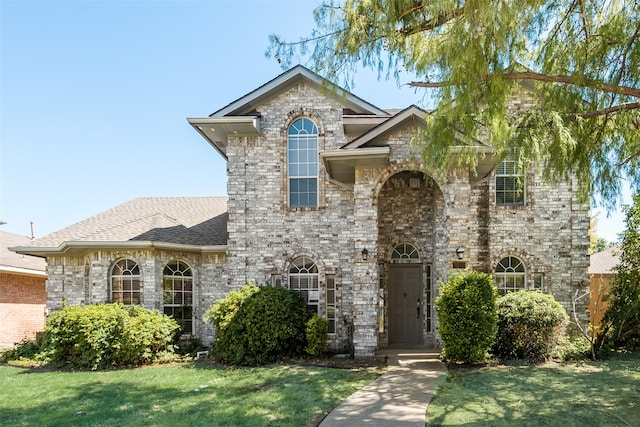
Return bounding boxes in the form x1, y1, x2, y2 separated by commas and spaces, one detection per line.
342, 105, 428, 149
212, 65, 388, 117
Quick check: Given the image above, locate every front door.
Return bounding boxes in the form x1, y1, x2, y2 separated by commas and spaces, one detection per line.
388, 265, 423, 345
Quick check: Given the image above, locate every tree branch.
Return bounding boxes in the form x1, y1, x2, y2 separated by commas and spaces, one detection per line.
398, 7, 465, 36
580, 102, 640, 119
410, 71, 640, 98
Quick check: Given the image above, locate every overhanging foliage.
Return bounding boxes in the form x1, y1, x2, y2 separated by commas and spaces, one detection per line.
268, 0, 640, 208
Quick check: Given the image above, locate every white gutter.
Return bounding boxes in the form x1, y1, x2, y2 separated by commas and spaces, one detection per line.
0, 266, 47, 278
10, 241, 228, 257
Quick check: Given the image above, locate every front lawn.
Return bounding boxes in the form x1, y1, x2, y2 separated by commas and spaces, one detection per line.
0, 362, 382, 426
427, 353, 640, 426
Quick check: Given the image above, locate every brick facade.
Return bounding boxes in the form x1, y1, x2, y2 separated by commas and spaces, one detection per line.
0, 272, 47, 348
219, 73, 589, 356
44, 250, 227, 344
28, 67, 590, 357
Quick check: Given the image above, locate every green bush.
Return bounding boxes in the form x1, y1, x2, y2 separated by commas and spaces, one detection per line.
436, 271, 498, 364
553, 332, 591, 361
44, 303, 179, 369
205, 282, 260, 334
206, 284, 312, 365
492, 291, 569, 360
306, 315, 328, 357
0, 336, 45, 363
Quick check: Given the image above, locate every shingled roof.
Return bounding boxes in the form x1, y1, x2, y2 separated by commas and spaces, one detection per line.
588, 246, 621, 275
11, 197, 228, 257
0, 231, 47, 274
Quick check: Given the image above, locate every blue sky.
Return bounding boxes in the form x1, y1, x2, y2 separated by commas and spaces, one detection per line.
0, 0, 631, 243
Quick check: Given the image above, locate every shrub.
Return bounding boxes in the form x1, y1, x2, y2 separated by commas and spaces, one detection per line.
205, 282, 260, 335
436, 271, 498, 364
305, 315, 328, 357
553, 332, 591, 361
492, 291, 569, 360
44, 303, 179, 369
206, 284, 312, 365
0, 335, 45, 363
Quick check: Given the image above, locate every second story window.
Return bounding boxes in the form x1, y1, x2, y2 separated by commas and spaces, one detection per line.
496, 154, 525, 206
288, 118, 318, 208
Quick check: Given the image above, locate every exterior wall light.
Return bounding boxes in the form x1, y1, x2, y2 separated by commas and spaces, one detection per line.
456, 246, 465, 260
361, 248, 369, 261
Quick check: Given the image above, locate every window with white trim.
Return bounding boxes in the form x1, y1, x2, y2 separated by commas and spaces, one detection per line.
163, 260, 193, 335
496, 154, 525, 206
288, 118, 318, 208
111, 259, 141, 305
494, 256, 526, 294
288, 256, 319, 315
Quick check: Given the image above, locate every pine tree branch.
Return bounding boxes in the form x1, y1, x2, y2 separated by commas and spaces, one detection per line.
410, 72, 640, 98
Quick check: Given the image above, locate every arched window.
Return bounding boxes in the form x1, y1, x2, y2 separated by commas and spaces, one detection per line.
495, 256, 526, 294
496, 154, 525, 206
391, 243, 420, 261
163, 260, 193, 335
111, 259, 140, 305
288, 118, 318, 208
288, 256, 319, 315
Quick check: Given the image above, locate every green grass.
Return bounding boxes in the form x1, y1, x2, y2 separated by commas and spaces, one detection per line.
427, 353, 640, 426
0, 362, 382, 426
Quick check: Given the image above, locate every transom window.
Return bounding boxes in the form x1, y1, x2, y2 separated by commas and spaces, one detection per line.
496, 154, 525, 206
494, 256, 526, 294
289, 256, 319, 315
391, 243, 420, 261
163, 260, 193, 335
111, 259, 141, 305
288, 118, 318, 208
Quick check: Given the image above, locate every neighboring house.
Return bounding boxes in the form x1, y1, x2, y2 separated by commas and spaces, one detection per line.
12, 66, 590, 356
1, 231, 47, 348
588, 246, 620, 329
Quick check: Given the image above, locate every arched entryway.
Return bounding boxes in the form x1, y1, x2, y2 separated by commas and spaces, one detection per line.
376, 170, 444, 347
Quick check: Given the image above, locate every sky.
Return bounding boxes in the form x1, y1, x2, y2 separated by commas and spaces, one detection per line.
0, 0, 632, 244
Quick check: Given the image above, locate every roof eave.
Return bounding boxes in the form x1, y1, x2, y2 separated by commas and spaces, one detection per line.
0, 265, 47, 278
187, 116, 261, 160
320, 147, 390, 186
11, 241, 228, 258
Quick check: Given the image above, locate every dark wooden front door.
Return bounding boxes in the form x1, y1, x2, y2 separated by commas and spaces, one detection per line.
388, 265, 422, 345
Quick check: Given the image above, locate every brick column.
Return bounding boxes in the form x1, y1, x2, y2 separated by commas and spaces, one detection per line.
352, 168, 379, 357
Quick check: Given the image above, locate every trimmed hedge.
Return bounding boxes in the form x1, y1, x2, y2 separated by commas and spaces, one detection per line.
44, 303, 179, 369
492, 291, 569, 360
436, 271, 498, 364
206, 283, 312, 365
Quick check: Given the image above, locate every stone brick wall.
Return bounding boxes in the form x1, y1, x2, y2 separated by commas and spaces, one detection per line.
44, 249, 227, 344
225, 84, 360, 352
39, 77, 591, 353
223, 80, 590, 355
0, 272, 46, 348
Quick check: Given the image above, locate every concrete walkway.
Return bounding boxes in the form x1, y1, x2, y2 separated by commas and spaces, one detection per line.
319, 348, 447, 427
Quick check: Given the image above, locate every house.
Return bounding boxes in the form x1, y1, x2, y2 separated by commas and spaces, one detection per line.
588, 246, 620, 329
1, 231, 47, 348
12, 66, 590, 356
